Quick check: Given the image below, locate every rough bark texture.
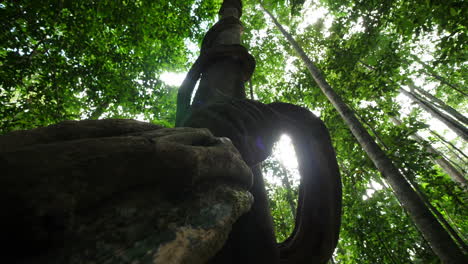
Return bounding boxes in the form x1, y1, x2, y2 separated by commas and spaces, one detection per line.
261, 4, 468, 263
184, 100, 342, 264
176, 1, 342, 263
0, 119, 254, 264
1, 1, 343, 263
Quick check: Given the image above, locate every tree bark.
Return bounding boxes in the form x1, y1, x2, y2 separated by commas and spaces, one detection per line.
89, 100, 110, 119
405, 176, 468, 253
430, 129, 468, 162
177, 2, 342, 263
408, 54, 467, 97
359, 115, 467, 252
391, 116, 467, 188
359, 61, 468, 141
400, 88, 468, 141
408, 82, 468, 126
178, 2, 279, 263
261, 4, 468, 263
279, 163, 297, 219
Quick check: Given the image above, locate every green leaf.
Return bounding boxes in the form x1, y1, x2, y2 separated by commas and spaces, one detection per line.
450, 8, 457, 16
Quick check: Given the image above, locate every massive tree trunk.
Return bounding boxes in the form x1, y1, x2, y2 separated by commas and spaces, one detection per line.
391, 116, 467, 188
0, 2, 262, 263
176, 6, 275, 263
260, 4, 467, 263
1, 1, 342, 263
399, 88, 468, 141
177, 1, 342, 263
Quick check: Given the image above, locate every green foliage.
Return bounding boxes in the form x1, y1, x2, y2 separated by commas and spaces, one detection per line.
2, 0, 467, 262
244, 0, 467, 262
262, 156, 298, 242
0, 0, 219, 133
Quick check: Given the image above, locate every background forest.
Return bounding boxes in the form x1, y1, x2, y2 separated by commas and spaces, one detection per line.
1, 0, 466, 263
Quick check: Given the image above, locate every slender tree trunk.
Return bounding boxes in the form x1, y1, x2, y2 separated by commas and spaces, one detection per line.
260, 4, 467, 263
430, 129, 468, 161
361, 115, 467, 252
437, 151, 467, 175
178, 2, 280, 263
249, 79, 254, 99
400, 88, 468, 141
376, 231, 400, 264
438, 202, 468, 242
361, 115, 468, 251
278, 163, 297, 219
391, 116, 467, 188
408, 82, 468, 126
405, 176, 468, 253
353, 109, 389, 150
408, 54, 467, 97
89, 101, 110, 119
360, 61, 468, 141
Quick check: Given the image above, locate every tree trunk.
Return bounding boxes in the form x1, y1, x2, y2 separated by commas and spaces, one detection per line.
178, 2, 343, 263
408, 54, 467, 97
359, 115, 467, 252
359, 61, 468, 141
400, 88, 468, 141
376, 231, 400, 264
430, 129, 468, 162
279, 163, 297, 219
178, 1, 279, 263
261, 4, 467, 263
391, 116, 467, 188
408, 82, 468, 126
405, 175, 468, 253
89, 100, 110, 119
175, 2, 247, 126
359, 113, 467, 253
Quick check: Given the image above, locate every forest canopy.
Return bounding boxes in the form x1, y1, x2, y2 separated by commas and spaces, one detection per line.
1, 0, 466, 263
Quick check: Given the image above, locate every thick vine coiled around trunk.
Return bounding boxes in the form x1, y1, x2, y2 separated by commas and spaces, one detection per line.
183, 99, 342, 264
